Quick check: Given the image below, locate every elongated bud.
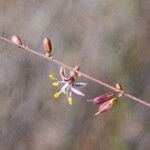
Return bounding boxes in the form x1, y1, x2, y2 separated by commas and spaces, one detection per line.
43, 37, 52, 57
11, 35, 22, 47
95, 98, 117, 115
92, 92, 115, 105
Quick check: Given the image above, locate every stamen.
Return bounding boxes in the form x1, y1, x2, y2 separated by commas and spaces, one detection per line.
49, 74, 55, 81
68, 97, 73, 105
112, 98, 117, 104
54, 92, 60, 98
53, 82, 59, 87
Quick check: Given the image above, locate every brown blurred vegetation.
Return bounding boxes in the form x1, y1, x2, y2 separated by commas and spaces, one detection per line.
0, 0, 150, 150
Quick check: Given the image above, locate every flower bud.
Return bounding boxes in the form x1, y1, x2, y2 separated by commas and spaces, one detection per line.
11, 35, 22, 47
43, 37, 52, 54
43, 37, 52, 58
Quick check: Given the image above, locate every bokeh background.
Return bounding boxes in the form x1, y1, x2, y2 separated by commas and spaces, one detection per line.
0, 0, 150, 150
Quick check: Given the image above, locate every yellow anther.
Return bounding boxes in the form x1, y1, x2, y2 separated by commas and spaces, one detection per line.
111, 98, 117, 104
53, 82, 59, 87
54, 92, 60, 98
68, 97, 73, 105
49, 74, 55, 81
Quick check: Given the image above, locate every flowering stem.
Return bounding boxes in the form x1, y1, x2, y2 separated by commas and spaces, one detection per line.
0, 35, 150, 108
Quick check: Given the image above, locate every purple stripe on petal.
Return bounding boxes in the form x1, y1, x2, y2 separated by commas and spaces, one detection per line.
74, 82, 87, 89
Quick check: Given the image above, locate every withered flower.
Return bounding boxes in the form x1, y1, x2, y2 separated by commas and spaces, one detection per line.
11, 35, 22, 47
87, 83, 124, 115
49, 65, 86, 105
87, 92, 115, 105
43, 37, 52, 58
95, 98, 117, 115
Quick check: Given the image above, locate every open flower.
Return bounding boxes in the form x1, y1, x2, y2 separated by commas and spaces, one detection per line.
49, 65, 86, 105
87, 83, 124, 115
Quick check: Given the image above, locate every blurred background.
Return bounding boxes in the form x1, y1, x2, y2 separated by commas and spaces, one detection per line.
0, 0, 150, 150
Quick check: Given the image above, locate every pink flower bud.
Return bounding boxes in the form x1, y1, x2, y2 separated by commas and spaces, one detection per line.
95, 98, 117, 115
11, 35, 22, 47
92, 92, 115, 105
43, 37, 52, 54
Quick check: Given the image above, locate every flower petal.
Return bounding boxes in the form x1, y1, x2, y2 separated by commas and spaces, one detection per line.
61, 83, 69, 91
60, 67, 67, 80
71, 87, 85, 96
64, 77, 73, 82
74, 82, 87, 89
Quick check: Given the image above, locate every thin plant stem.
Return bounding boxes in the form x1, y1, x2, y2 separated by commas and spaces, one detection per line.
0, 35, 150, 108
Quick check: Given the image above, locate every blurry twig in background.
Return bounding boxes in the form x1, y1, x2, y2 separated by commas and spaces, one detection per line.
0, 35, 150, 108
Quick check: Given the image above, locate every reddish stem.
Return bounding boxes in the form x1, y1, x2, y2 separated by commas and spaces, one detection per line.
0, 35, 150, 108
